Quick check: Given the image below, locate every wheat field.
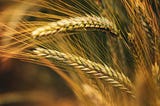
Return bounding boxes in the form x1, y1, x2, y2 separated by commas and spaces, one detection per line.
0, 0, 159, 106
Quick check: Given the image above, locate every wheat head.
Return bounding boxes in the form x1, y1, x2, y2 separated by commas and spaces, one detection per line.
33, 47, 135, 98
31, 15, 119, 39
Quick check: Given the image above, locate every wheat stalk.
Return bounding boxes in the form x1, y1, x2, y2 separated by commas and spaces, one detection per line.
31, 15, 119, 39
33, 47, 135, 97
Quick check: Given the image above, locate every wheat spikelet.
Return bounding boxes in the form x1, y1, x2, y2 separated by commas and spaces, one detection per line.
33, 47, 135, 97
31, 15, 119, 39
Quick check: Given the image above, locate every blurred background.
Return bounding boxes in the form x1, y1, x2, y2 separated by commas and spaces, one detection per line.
0, 1, 77, 106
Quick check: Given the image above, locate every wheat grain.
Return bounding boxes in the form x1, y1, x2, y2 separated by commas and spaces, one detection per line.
33, 47, 135, 97
31, 15, 119, 38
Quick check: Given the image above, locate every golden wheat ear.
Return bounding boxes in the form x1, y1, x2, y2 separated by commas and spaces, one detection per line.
31, 15, 119, 39
33, 47, 135, 98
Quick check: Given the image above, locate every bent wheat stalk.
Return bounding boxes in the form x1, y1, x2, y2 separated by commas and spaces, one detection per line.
33, 47, 135, 98
31, 15, 119, 38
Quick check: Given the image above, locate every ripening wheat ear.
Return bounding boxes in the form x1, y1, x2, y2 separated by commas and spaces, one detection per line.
133, 3, 158, 63
31, 15, 119, 39
33, 47, 135, 98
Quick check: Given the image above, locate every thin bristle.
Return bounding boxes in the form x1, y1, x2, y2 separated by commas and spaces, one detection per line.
1, 0, 160, 105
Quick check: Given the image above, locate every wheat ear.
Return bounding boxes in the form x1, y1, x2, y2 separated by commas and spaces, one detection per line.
33, 47, 135, 97
135, 6, 157, 56
31, 15, 119, 38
